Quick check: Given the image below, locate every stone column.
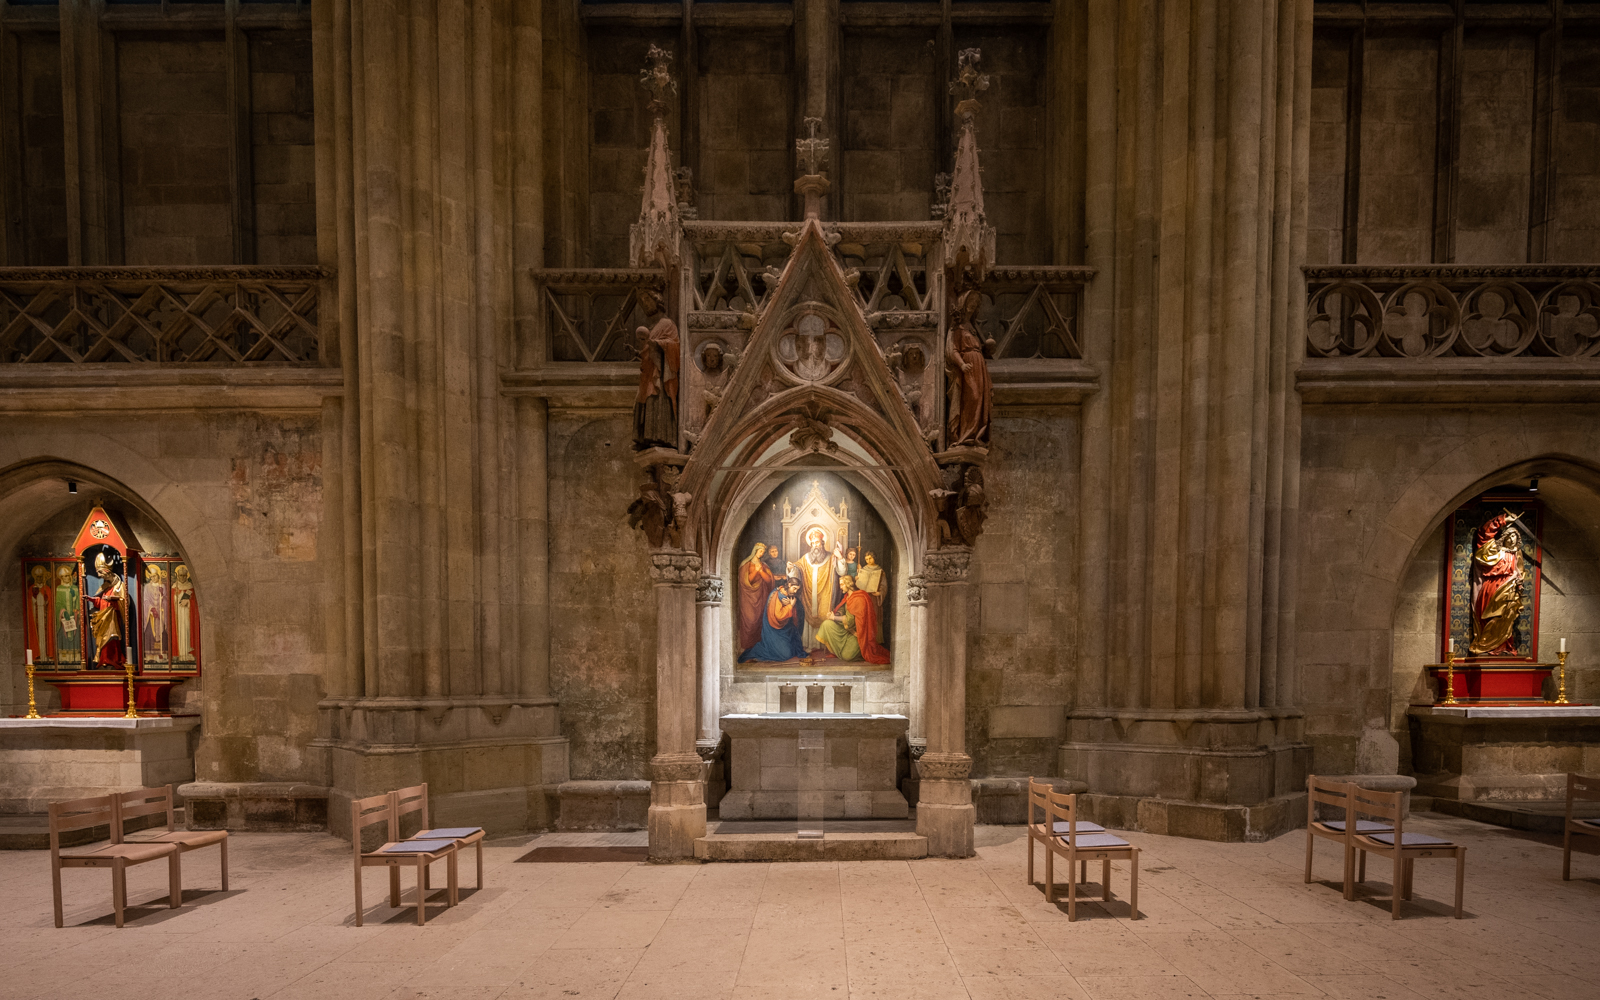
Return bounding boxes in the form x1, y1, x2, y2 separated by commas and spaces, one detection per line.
916, 548, 974, 857
695, 574, 725, 752
906, 574, 929, 754
649, 551, 708, 860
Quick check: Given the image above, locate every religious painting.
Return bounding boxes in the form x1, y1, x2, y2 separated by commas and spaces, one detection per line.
1442, 496, 1543, 662
135, 555, 200, 672
20, 558, 84, 668
733, 473, 893, 671
172, 563, 200, 666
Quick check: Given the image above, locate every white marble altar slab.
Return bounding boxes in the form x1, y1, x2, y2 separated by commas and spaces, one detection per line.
1421, 705, 1600, 718
0, 716, 196, 729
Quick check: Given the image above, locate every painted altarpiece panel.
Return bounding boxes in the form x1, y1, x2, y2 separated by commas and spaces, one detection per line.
733, 472, 894, 672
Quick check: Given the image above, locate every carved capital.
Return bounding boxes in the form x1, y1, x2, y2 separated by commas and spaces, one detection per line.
908, 738, 928, 760
695, 575, 725, 605
916, 751, 971, 780
651, 752, 707, 783
650, 551, 703, 584
923, 548, 972, 584
695, 737, 724, 762
907, 575, 929, 605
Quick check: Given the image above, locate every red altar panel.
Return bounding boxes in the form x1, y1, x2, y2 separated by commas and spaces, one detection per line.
1429, 665, 1553, 703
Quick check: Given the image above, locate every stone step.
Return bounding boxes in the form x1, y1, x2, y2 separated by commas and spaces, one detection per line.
1424, 796, 1600, 836
694, 831, 928, 861
0, 808, 181, 851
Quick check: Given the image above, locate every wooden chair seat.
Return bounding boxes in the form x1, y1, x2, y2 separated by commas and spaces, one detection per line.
117, 785, 228, 891
1318, 819, 1391, 833
416, 825, 486, 890
1348, 784, 1465, 919
1054, 832, 1129, 849
1048, 820, 1105, 834
50, 794, 182, 928
1563, 773, 1600, 880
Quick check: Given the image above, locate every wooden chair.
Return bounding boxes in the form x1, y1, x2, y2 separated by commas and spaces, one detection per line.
351, 790, 459, 926
1304, 775, 1391, 899
394, 782, 486, 891
1040, 786, 1139, 921
1026, 777, 1104, 889
116, 785, 229, 891
49, 794, 181, 928
1563, 772, 1600, 880
1349, 784, 1465, 919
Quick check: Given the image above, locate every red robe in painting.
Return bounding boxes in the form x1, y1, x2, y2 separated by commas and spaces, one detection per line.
834, 588, 890, 665
737, 553, 777, 651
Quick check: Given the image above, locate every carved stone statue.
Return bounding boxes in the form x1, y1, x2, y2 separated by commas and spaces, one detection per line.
945, 288, 994, 447
930, 464, 988, 547
627, 476, 670, 549
633, 288, 680, 450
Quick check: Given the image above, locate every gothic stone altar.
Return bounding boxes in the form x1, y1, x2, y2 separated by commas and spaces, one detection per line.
719, 713, 910, 821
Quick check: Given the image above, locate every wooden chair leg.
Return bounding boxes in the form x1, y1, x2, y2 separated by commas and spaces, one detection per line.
1454, 848, 1466, 919
389, 865, 401, 908
113, 860, 126, 928
1403, 858, 1414, 900
1129, 849, 1139, 919
1026, 834, 1034, 886
354, 865, 364, 927
1564, 828, 1573, 880
1304, 829, 1314, 883
1079, 859, 1086, 885
1391, 856, 1403, 920
1102, 859, 1111, 902
220, 838, 229, 892
476, 840, 483, 890
1067, 859, 1077, 922
449, 851, 459, 906
169, 850, 182, 908
52, 862, 65, 928
1045, 846, 1055, 903
1342, 844, 1355, 900
415, 858, 426, 926
1358, 850, 1366, 884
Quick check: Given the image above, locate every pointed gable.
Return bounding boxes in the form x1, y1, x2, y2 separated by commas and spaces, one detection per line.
72, 505, 139, 559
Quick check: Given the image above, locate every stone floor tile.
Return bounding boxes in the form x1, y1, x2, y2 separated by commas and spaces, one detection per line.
1134, 931, 1321, 996
273, 961, 430, 1000
927, 904, 1048, 949
1074, 974, 1210, 999
1358, 959, 1522, 999
617, 970, 739, 1000
946, 946, 1069, 977
962, 973, 1094, 999
498, 948, 645, 1000
549, 907, 669, 949
1033, 926, 1181, 977
1296, 973, 1429, 999
1233, 925, 1373, 977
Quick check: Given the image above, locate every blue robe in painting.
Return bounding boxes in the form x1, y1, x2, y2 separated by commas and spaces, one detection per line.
738, 588, 806, 663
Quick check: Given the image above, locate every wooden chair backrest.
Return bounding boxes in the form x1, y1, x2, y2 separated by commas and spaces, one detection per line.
1027, 778, 1051, 829
351, 791, 396, 857
116, 785, 177, 839
1044, 786, 1087, 842
1306, 775, 1354, 825
48, 794, 115, 855
1350, 783, 1403, 841
393, 783, 430, 839
1569, 773, 1600, 821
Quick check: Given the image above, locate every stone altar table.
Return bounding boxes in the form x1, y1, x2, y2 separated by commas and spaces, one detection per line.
1410, 705, 1600, 803
0, 716, 198, 815
718, 714, 908, 820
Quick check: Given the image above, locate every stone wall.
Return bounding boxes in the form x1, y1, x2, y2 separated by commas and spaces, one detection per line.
249, 29, 316, 265
585, 28, 679, 268
696, 30, 793, 224
15, 30, 66, 266
841, 28, 938, 223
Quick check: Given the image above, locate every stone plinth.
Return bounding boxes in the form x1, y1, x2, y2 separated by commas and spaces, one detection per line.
718, 714, 909, 820
178, 781, 329, 831
0, 717, 199, 815
1409, 705, 1600, 802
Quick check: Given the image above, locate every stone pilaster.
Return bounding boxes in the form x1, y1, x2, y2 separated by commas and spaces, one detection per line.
915, 548, 974, 857
649, 550, 707, 859
905, 574, 929, 756
695, 574, 725, 755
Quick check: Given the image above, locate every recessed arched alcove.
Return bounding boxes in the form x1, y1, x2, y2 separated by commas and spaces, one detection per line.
0, 459, 207, 815
1382, 460, 1600, 789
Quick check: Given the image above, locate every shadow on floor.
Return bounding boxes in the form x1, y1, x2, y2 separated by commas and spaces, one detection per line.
79, 887, 245, 927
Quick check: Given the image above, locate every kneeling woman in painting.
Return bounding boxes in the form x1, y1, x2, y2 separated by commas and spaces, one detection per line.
739, 578, 806, 664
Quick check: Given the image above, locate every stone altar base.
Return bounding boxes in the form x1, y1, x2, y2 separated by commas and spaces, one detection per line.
1410, 704, 1600, 803
718, 713, 909, 821
0, 716, 198, 816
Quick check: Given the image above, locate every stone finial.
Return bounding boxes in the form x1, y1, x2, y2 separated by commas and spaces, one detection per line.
795, 116, 831, 219
943, 48, 995, 281
630, 45, 682, 268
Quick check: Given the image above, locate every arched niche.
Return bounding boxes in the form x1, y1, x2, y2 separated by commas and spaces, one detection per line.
715, 463, 915, 718
1383, 460, 1600, 775
0, 460, 206, 717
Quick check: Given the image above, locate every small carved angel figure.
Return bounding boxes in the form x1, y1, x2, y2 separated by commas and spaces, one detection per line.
633, 288, 680, 450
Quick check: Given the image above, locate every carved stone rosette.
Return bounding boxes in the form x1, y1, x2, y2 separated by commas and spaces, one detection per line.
923, 547, 972, 584
650, 551, 703, 585
916, 751, 972, 780
695, 574, 725, 604
907, 574, 929, 605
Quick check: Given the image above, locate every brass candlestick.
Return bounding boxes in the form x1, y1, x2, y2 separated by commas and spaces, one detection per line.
123, 661, 138, 718
24, 661, 40, 719
1556, 650, 1571, 705
1440, 648, 1460, 706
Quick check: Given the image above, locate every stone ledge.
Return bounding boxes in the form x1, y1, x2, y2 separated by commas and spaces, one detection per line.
718, 789, 907, 821
1319, 773, 1417, 819
694, 831, 927, 861
1078, 791, 1308, 843
556, 780, 651, 831
971, 777, 1087, 824
178, 782, 329, 832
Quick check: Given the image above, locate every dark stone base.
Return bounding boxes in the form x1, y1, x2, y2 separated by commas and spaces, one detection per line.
1077, 791, 1308, 843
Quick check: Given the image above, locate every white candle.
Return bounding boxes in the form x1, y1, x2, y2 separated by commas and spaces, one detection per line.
1448, 638, 1455, 654
1561, 638, 1567, 653
25, 649, 32, 666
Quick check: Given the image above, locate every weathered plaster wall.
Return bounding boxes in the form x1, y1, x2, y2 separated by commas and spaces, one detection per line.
966, 407, 1081, 778
546, 410, 657, 780
1297, 403, 1600, 776
0, 411, 328, 785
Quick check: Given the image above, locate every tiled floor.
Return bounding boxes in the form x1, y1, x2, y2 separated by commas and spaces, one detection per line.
8, 812, 1600, 1000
